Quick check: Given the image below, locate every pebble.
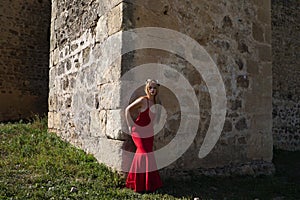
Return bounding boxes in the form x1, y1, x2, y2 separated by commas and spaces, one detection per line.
70, 186, 77, 193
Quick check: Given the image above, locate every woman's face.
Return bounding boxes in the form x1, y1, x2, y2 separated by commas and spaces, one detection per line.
148, 82, 158, 96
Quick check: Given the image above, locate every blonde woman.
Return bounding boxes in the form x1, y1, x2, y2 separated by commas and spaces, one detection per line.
125, 79, 163, 192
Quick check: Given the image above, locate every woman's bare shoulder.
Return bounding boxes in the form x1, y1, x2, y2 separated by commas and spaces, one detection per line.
135, 96, 148, 104
139, 96, 148, 101
128, 96, 147, 108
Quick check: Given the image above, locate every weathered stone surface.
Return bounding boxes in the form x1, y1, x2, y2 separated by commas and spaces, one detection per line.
247, 131, 273, 162
246, 59, 259, 75
237, 75, 249, 88
223, 120, 233, 132
272, 0, 300, 150
106, 109, 126, 140
83, 137, 125, 171
258, 44, 271, 62
230, 100, 242, 111
90, 110, 105, 138
252, 22, 264, 42
235, 117, 248, 131
47, 0, 276, 177
107, 3, 123, 35
47, 0, 129, 173
0, 0, 50, 121
4, 0, 298, 177
125, 0, 273, 172
99, 82, 121, 110
96, 15, 108, 43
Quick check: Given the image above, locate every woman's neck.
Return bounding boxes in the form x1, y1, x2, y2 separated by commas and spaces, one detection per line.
147, 95, 155, 102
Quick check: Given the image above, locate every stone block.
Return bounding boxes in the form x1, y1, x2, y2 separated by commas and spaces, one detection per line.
107, 3, 123, 35
83, 137, 125, 171
247, 131, 273, 162
259, 62, 272, 76
50, 1, 58, 21
90, 110, 106, 138
98, 61, 121, 85
253, 0, 271, 12
235, 117, 248, 131
96, 15, 108, 43
223, 119, 233, 132
244, 92, 258, 114
252, 22, 264, 42
250, 114, 272, 132
132, 3, 179, 30
52, 48, 60, 66
229, 99, 242, 111
82, 47, 91, 65
252, 75, 272, 98
48, 93, 58, 112
106, 109, 126, 140
245, 88, 272, 114
99, 82, 121, 109
264, 24, 271, 44
49, 67, 56, 89
53, 112, 61, 130
48, 112, 54, 129
257, 6, 271, 25
50, 22, 56, 51
258, 44, 271, 62
246, 59, 259, 75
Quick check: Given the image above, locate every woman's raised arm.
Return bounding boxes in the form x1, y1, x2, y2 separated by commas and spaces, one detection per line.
125, 97, 145, 131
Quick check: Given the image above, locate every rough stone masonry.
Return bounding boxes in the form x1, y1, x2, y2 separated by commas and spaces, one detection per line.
272, 0, 300, 151
48, 0, 275, 177
1, 0, 299, 177
0, 0, 50, 121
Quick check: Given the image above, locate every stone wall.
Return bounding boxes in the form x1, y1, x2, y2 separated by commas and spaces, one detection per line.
122, 0, 273, 175
0, 0, 50, 121
272, 0, 300, 150
48, 0, 126, 170
1, 0, 298, 178
49, 0, 274, 176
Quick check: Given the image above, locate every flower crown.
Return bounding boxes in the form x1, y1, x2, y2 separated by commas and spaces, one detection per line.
145, 79, 160, 86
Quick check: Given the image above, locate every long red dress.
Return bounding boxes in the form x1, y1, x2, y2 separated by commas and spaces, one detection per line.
126, 100, 163, 192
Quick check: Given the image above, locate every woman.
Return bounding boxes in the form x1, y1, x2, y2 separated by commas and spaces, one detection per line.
125, 79, 163, 192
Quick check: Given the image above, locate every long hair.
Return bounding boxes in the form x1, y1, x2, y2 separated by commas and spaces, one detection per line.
145, 79, 162, 124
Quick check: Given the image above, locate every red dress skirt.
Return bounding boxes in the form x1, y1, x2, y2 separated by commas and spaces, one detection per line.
126, 106, 163, 192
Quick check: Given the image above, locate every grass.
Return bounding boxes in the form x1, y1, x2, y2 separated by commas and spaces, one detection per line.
0, 118, 299, 199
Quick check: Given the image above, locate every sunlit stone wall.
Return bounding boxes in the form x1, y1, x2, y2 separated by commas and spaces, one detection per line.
49, 0, 274, 177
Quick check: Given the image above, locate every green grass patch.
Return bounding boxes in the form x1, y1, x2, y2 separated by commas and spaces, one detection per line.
0, 118, 299, 199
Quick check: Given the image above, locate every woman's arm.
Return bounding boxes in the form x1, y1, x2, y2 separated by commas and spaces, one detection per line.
125, 97, 145, 131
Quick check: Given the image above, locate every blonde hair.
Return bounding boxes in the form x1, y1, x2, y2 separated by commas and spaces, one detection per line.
144, 79, 160, 104
145, 79, 161, 123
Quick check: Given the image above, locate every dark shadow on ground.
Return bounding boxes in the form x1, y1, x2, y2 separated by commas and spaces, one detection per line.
155, 149, 300, 199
